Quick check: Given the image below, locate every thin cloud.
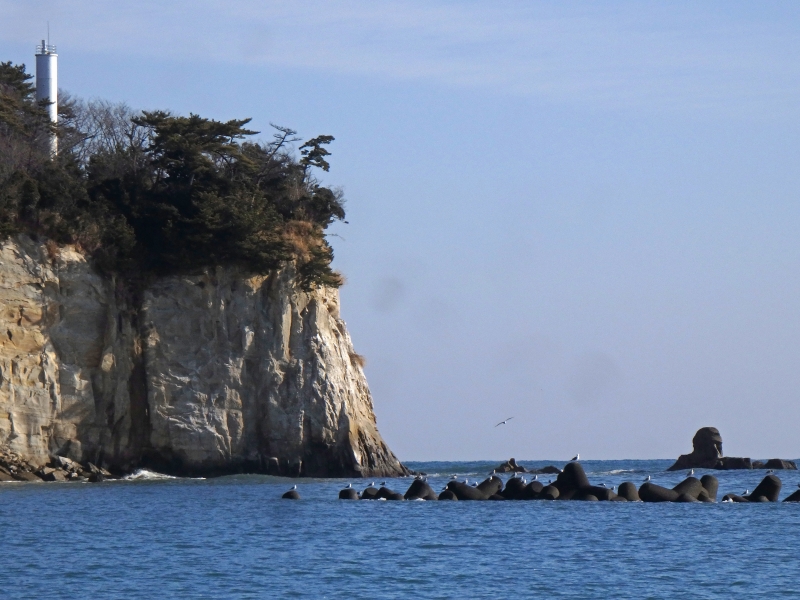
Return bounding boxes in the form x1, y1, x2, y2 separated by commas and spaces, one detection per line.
2, 1, 799, 115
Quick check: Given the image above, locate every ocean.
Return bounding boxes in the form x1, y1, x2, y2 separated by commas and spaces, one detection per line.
1, 459, 799, 599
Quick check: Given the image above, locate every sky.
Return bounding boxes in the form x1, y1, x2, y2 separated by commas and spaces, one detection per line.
2, 1, 800, 461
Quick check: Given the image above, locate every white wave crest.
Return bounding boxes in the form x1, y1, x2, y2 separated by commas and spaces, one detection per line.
122, 469, 178, 481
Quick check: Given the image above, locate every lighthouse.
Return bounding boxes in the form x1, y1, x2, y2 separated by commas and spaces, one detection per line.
35, 39, 58, 155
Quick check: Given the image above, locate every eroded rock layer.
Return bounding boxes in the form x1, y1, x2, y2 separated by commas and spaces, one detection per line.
0, 236, 406, 478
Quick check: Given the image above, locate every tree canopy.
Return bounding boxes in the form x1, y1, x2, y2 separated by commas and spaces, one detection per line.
0, 62, 345, 290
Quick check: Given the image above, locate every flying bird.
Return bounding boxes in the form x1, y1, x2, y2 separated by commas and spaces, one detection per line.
495, 417, 514, 427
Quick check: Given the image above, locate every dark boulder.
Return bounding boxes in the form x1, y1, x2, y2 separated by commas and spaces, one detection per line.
719, 457, 752, 470
667, 427, 724, 471
501, 477, 527, 500
764, 459, 798, 471
493, 458, 527, 473
488, 494, 506, 501
722, 494, 749, 502
477, 476, 503, 498
540, 485, 560, 500
639, 482, 680, 503
446, 481, 488, 500
375, 486, 397, 499
675, 493, 701, 503
438, 490, 458, 501
610, 495, 628, 502
12, 471, 42, 482
782, 490, 800, 502
41, 469, 68, 482
404, 479, 438, 501
338, 488, 360, 500
529, 465, 563, 475
582, 494, 599, 502
552, 462, 590, 496
0, 471, 14, 482
386, 492, 405, 501
746, 474, 781, 502
361, 487, 380, 500
580, 486, 616, 501
617, 482, 641, 502
522, 481, 544, 500
281, 489, 300, 499
673, 477, 704, 499
700, 475, 719, 502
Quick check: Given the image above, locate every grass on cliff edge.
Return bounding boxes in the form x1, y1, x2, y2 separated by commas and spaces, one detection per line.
0, 60, 345, 291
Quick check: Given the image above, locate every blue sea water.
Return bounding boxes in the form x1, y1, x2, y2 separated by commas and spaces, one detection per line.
1, 459, 799, 599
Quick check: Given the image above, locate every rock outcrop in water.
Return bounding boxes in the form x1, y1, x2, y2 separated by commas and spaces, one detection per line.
0, 236, 407, 478
667, 427, 797, 471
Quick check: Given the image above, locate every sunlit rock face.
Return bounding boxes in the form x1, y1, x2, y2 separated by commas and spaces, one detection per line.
0, 235, 406, 478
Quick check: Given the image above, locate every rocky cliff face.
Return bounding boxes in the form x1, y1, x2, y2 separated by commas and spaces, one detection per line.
0, 235, 406, 477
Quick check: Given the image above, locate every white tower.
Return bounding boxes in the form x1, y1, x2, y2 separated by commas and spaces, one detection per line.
35, 39, 58, 155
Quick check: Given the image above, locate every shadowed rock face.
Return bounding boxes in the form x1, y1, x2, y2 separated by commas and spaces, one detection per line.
667, 427, 796, 471
0, 236, 407, 478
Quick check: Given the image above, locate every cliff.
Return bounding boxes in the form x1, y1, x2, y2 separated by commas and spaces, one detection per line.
0, 235, 407, 478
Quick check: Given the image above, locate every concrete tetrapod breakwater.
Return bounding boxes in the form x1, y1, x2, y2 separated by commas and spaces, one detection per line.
280, 461, 800, 503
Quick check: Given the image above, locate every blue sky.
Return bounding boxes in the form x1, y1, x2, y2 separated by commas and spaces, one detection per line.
2, 1, 800, 460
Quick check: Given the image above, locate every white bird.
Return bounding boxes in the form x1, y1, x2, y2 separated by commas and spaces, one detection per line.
464, 479, 469, 485
369, 482, 375, 487
689, 469, 694, 476
744, 489, 750, 495
495, 417, 514, 427
533, 475, 538, 481
571, 454, 580, 461
347, 483, 352, 488
291, 485, 297, 490
471, 482, 478, 487
643, 475, 651, 482
451, 474, 458, 480
380, 481, 387, 487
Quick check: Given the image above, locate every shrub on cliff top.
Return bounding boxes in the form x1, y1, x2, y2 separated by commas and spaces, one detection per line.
0, 61, 344, 290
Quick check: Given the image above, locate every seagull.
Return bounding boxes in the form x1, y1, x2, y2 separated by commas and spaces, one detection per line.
643, 475, 651, 482
767, 469, 774, 475
532, 475, 538, 481
369, 482, 375, 487
571, 454, 580, 461
688, 469, 694, 476
380, 481, 387, 486
471, 482, 478, 487
744, 489, 750, 495
451, 474, 458, 480
495, 417, 514, 427
291, 485, 297, 490
347, 483, 352, 488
